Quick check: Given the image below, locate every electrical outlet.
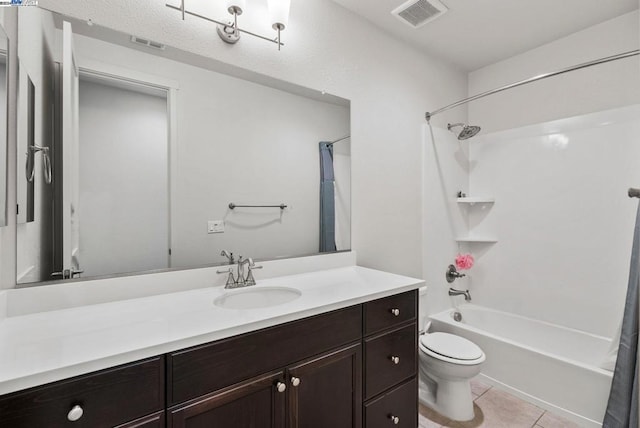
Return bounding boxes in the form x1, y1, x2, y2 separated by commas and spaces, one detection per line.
207, 220, 225, 234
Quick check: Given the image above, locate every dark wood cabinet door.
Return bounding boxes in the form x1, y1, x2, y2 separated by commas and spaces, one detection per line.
168, 371, 286, 428
287, 343, 362, 428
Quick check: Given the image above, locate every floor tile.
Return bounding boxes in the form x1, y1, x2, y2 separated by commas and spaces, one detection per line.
536, 411, 581, 428
470, 379, 491, 399
446, 388, 545, 428
419, 402, 452, 428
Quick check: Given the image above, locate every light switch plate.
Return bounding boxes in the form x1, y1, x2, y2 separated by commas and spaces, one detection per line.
208, 220, 225, 234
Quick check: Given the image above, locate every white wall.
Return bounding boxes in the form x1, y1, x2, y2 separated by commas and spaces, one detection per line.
36, 0, 468, 281
78, 79, 169, 277
333, 140, 351, 250
0, 8, 17, 291
469, 11, 640, 133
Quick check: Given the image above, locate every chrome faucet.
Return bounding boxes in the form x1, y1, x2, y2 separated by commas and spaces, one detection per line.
220, 249, 235, 264
448, 288, 471, 302
236, 256, 250, 286
216, 255, 262, 289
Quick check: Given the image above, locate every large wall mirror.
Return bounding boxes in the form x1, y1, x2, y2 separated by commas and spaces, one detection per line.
16, 7, 351, 286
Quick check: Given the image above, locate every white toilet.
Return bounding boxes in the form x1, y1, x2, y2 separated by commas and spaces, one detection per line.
418, 331, 485, 421
417, 287, 485, 421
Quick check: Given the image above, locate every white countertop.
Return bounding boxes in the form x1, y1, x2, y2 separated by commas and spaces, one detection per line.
0, 265, 423, 395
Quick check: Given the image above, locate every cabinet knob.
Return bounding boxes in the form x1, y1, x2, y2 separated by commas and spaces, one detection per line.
390, 308, 400, 316
276, 381, 287, 393
390, 415, 400, 424
390, 356, 400, 365
291, 377, 301, 387
67, 405, 84, 422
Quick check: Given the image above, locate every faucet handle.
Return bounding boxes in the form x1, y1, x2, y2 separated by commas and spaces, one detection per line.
245, 262, 263, 286
216, 268, 236, 287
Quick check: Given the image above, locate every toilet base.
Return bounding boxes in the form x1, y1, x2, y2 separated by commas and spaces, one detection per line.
418, 374, 475, 421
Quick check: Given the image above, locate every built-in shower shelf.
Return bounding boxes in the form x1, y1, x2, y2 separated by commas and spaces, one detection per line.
455, 236, 498, 243
457, 197, 495, 204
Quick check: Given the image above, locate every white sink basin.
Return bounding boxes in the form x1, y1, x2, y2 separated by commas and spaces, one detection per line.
214, 286, 302, 309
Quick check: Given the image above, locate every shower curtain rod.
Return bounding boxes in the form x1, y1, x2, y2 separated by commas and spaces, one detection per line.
629, 188, 640, 198
425, 49, 640, 121
329, 135, 350, 144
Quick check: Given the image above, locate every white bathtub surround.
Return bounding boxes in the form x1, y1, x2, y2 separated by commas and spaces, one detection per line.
0, 262, 422, 395
468, 105, 640, 338
430, 304, 613, 427
422, 125, 470, 320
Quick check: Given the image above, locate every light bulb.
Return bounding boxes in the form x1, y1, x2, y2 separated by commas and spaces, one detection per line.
267, 0, 290, 29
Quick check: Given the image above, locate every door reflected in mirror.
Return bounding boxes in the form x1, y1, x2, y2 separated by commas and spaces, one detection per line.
0, 22, 8, 228
16, 7, 351, 285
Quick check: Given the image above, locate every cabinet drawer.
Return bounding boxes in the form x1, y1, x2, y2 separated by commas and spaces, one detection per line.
169, 305, 362, 405
0, 357, 164, 428
364, 378, 417, 428
364, 323, 417, 399
364, 290, 416, 335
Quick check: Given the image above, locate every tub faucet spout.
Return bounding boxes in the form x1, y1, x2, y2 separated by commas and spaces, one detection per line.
449, 288, 471, 302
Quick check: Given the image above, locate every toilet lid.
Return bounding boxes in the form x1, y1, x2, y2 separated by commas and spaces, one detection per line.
420, 332, 483, 361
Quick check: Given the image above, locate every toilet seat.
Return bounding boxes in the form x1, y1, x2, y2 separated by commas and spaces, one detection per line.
420, 332, 485, 365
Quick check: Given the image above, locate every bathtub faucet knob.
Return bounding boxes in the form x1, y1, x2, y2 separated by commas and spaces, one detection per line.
446, 264, 466, 283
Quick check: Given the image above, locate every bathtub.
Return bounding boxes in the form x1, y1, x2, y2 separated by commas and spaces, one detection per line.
429, 304, 614, 427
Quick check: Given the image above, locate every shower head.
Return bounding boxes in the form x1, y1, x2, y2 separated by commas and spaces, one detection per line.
447, 123, 481, 140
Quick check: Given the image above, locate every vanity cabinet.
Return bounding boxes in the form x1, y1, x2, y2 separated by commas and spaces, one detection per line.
0, 289, 418, 428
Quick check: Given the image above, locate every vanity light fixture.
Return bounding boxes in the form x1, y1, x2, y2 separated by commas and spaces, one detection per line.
166, 0, 291, 51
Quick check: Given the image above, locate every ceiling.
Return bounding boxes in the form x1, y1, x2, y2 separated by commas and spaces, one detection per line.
331, 0, 639, 71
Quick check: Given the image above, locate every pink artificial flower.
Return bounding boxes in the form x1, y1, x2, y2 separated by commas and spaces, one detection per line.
455, 253, 474, 270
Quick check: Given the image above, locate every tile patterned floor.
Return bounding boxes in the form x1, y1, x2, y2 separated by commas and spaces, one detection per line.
419, 379, 582, 428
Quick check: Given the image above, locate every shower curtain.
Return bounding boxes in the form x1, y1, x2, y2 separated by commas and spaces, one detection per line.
319, 142, 336, 252
603, 204, 640, 428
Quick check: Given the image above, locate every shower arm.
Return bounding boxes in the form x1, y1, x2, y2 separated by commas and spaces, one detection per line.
425, 49, 640, 122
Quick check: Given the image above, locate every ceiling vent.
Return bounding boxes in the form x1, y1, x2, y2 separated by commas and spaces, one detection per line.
391, 0, 448, 28
130, 36, 166, 50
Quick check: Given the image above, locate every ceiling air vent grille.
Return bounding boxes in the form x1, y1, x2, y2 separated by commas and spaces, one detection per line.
392, 0, 448, 28
130, 36, 166, 50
